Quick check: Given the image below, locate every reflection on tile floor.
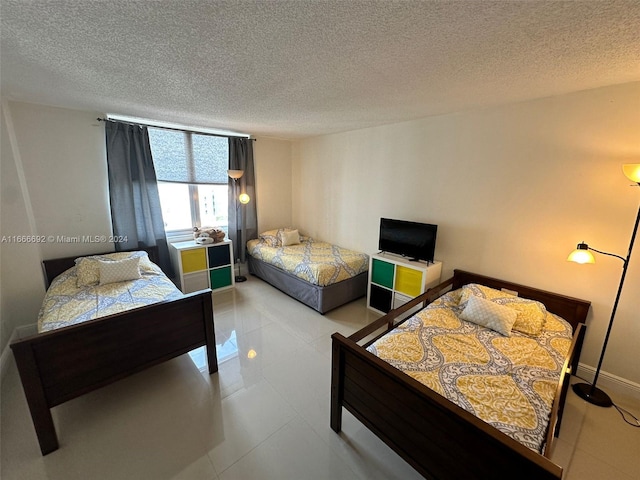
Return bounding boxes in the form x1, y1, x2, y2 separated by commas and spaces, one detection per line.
2, 275, 639, 479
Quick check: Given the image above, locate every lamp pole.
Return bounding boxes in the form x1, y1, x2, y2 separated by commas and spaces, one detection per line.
570, 165, 640, 407
572, 203, 639, 406
227, 169, 247, 282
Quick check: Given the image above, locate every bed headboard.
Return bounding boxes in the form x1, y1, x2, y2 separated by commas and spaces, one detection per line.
451, 269, 591, 331
42, 246, 160, 288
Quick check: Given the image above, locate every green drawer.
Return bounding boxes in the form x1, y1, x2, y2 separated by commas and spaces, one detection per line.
371, 259, 394, 289
210, 266, 232, 290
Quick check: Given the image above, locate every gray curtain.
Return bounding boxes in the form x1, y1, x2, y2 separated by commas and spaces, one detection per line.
228, 138, 257, 263
105, 120, 173, 276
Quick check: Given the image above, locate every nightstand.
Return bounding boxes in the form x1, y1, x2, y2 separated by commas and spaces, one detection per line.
367, 252, 442, 314
169, 240, 235, 293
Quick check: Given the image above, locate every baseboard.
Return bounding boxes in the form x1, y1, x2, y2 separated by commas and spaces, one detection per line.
1, 324, 38, 382
576, 363, 640, 402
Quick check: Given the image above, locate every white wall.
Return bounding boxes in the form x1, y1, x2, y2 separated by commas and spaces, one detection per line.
8, 102, 113, 260
0, 101, 293, 352
253, 137, 293, 232
1, 101, 46, 352
292, 82, 640, 386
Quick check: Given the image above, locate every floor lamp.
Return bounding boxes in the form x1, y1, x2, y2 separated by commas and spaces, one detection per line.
567, 163, 640, 407
228, 169, 251, 282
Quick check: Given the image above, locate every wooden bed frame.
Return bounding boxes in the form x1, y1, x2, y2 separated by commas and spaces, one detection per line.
10, 247, 217, 455
331, 269, 590, 480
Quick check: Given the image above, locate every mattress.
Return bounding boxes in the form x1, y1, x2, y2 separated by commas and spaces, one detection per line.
247, 237, 369, 286
38, 257, 183, 333
367, 288, 573, 452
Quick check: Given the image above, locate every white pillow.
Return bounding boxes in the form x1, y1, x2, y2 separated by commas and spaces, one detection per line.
279, 229, 300, 246
75, 251, 156, 287
98, 257, 141, 285
460, 283, 548, 336
460, 294, 518, 337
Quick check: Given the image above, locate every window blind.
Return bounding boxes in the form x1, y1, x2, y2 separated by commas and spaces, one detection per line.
149, 128, 228, 184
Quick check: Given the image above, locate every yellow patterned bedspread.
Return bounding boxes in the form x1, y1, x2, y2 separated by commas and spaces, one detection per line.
367, 290, 573, 452
247, 237, 369, 286
38, 265, 183, 333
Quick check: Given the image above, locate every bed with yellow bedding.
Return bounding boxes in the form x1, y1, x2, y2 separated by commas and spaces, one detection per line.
38, 251, 183, 332
247, 229, 369, 313
11, 247, 217, 455
367, 286, 573, 453
331, 270, 590, 480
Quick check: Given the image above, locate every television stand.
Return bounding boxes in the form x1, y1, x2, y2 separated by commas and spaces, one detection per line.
367, 253, 442, 315
378, 251, 430, 265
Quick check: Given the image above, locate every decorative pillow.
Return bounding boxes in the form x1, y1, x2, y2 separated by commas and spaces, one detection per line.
258, 229, 282, 247
259, 227, 300, 247
75, 251, 155, 287
279, 229, 300, 246
459, 284, 510, 304
98, 257, 141, 285
460, 284, 548, 336
460, 294, 518, 337
493, 298, 548, 336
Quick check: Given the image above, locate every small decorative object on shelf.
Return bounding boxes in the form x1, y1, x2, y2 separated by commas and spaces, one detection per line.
193, 226, 226, 245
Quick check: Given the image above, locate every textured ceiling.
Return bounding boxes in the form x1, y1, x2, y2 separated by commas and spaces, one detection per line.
2, 0, 639, 139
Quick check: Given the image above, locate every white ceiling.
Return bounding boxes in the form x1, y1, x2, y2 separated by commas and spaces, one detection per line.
2, 0, 639, 139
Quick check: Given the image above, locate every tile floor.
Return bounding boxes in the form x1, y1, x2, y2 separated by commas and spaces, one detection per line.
2, 275, 639, 479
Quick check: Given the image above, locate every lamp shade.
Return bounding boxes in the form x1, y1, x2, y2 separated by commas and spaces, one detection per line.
227, 169, 244, 180
623, 164, 640, 183
567, 243, 596, 264
239, 193, 250, 204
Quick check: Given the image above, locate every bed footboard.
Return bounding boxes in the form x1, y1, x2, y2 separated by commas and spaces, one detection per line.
546, 322, 586, 450
330, 270, 592, 480
11, 290, 215, 455
331, 332, 563, 480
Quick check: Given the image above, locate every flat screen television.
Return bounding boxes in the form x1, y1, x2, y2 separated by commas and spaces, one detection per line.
378, 218, 437, 263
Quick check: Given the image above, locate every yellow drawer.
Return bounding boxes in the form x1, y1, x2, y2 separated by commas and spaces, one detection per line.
394, 265, 423, 297
181, 248, 207, 273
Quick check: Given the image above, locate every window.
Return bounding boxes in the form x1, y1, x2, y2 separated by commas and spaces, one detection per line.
148, 128, 229, 238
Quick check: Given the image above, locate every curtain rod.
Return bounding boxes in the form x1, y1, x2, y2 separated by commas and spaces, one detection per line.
96, 117, 255, 141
